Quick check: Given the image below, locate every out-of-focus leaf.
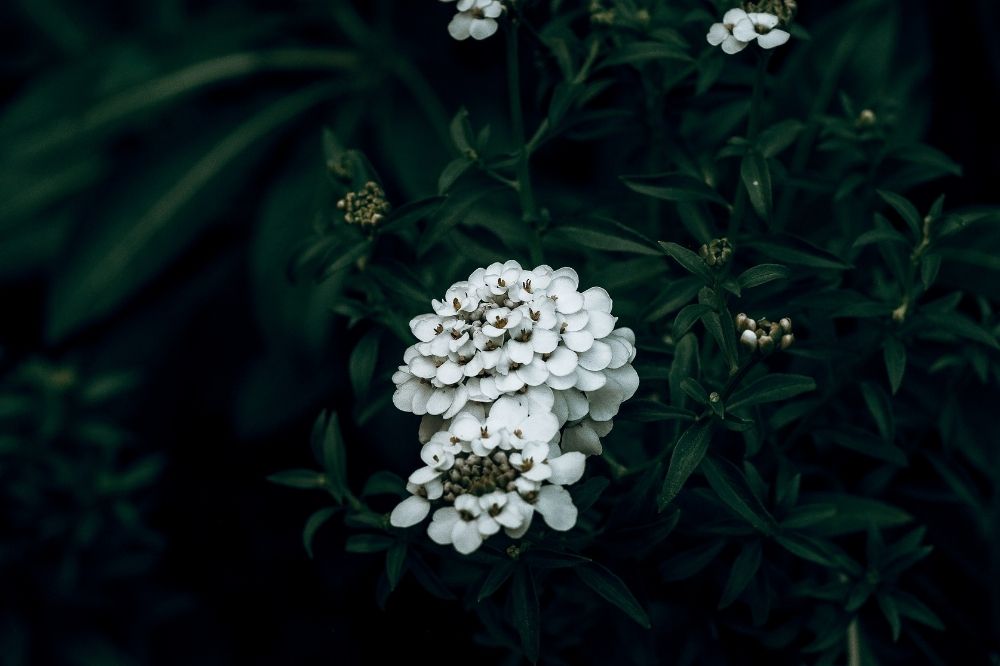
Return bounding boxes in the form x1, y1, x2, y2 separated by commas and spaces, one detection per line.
549, 226, 660, 255
621, 400, 697, 423
718, 540, 763, 608
659, 421, 713, 509
623, 174, 729, 207
883, 337, 906, 394
575, 563, 651, 629
302, 507, 338, 559
737, 264, 790, 289
511, 567, 540, 663
728, 374, 816, 411
741, 151, 772, 221
345, 534, 393, 553
745, 235, 852, 270
349, 332, 380, 398
701, 457, 778, 535
877, 190, 922, 239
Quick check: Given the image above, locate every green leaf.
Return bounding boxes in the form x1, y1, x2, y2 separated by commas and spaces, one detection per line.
659, 241, 713, 281
437, 157, 473, 193
645, 276, 702, 322
719, 540, 763, 608
267, 468, 326, 489
46, 82, 342, 342
860, 381, 894, 441
658, 421, 713, 509
380, 195, 447, 233
673, 304, 714, 339
737, 263, 791, 290
670, 332, 701, 407
877, 593, 902, 641
362, 470, 406, 497
660, 540, 726, 581
920, 253, 942, 289
923, 312, 999, 350
601, 42, 693, 68
775, 533, 837, 568
511, 567, 540, 663
745, 235, 852, 270
621, 400, 697, 423
449, 106, 474, 156
852, 228, 910, 249
883, 337, 906, 394
700, 457, 778, 535
477, 560, 517, 602
727, 374, 817, 411
780, 504, 838, 530
798, 493, 912, 536
700, 311, 739, 371
575, 563, 651, 629
319, 240, 368, 281
740, 151, 772, 221
622, 174, 729, 207
549, 226, 660, 255
302, 507, 338, 559
570, 476, 611, 514
877, 190, 923, 239
349, 332, 380, 398
386, 542, 407, 591
345, 533, 393, 553
680, 377, 709, 405
318, 411, 348, 500
893, 592, 944, 631
757, 119, 804, 158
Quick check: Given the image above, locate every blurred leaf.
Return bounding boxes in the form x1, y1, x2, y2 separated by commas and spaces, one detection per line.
745, 235, 852, 270
380, 195, 447, 233
883, 337, 906, 394
601, 42, 693, 68
575, 563, 651, 629
349, 332, 380, 399
893, 592, 944, 631
659, 242, 713, 281
621, 400, 697, 423
362, 471, 406, 497
728, 374, 816, 411
757, 120, 804, 158
673, 304, 713, 339
876, 190, 922, 239
570, 476, 611, 514
511, 567, 540, 663
623, 174, 729, 207
478, 560, 517, 602
386, 542, 407, 591
741, 151, 773, 221
701, 457, 778, 535
660, 540, 726, 582
345, 533, 393, 553
659, 421, 713, 509
267, 469, 326, 489
549, 226, 660, 255
860, 382, 895, 441
719, 540, 763, 609
46, 82, 343, 342
798, 493, 912, 536
303, 507, 338, 559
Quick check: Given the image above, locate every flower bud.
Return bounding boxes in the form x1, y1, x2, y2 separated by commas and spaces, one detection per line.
780, 333, 795, 350
779, 317, 792, 334
735, 313, 749, 331
758, 335, 775, 354
857, 109, 877, 127
740, 329, 758, 351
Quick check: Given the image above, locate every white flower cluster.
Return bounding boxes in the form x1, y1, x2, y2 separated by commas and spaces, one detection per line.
440, 0, 504, 41
389, 261, 638, 553
706, 8, 790, 54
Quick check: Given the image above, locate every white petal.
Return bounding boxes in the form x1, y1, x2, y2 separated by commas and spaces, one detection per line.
534, 485, 578, 531
469, 17, 498, 41
390, 495, 431, 527
495, 372, 525, 393
585, 311, 617, 339
722, 36, 749, 54
516, 357, 549, 386
442, 384, 470, 419
748, 12, 779, 29
549, 277, 583, 314
451, 413, 482, 441
545, 346, 578, 376
411, 382, 433, 415
411, 315, 442, 342
521, 441, 550, 463
454, 493, 480, 514
426, 387, 453, 415
507, 339, 535, 365
605, 335, 632, 369
436, 360, 463, 385
482, 0, 503, 18
548, 451, 586, 485
504, 494, 534, 538
563, 330, 595, 353
522, 385, 555, 414
561, 423, 603, 456
488, 395, 529, 430
707, 22, 730, 46
587, 379, 626, 422
723, 8, 749, 24
392, 381, 418, 412
494, 503, 523, 529
448, 13, 473, 40
519, 412, 559, 443
409, 356, 438, 379
456, 0, 475, 10
427, 508, 459, 544
578, 340, 612, 372
530, 327, 560, 353
418, 415, 444, 443
546, 371, 579, 391
409, 466, 441, 485
573, 367, 607, 392
732, 19, 758, 43
757, 28, 790, 49
561, 311, 589, 332
452, 521, 484, 553
607, 363, 639, 401
477, 514, 501, 536
582, 286, 612, 313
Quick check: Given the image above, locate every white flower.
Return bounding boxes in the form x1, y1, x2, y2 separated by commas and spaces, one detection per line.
509, 442, 585, 485
732, 12, 790, 49
707, 8, 751, 54
446, 0, 504, 42
504, 485, 580, 538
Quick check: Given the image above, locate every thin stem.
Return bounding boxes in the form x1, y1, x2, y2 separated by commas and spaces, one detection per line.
846, 618, 862, 666
506, 19, 544, 266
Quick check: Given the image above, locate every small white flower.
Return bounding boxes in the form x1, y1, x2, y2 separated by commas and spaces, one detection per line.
707, 8, 751, 54
447, 0, 504, 42
732, 12, 790, 49
427, 494, 486, 553
509, 442, 585, 485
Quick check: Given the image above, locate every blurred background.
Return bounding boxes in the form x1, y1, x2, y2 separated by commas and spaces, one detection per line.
0, 0, 998, 663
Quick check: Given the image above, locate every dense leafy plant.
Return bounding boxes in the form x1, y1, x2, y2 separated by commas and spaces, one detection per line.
268, 0, 1000, 664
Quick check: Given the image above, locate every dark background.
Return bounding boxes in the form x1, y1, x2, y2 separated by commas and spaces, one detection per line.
1, 1, 997, 663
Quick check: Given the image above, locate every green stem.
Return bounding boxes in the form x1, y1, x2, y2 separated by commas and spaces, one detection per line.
506, 20, 544, 266
846, 618, 862, 666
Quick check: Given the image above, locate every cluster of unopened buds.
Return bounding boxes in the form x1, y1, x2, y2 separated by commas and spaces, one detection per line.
389, 261, 638, 553
336, 181, 390, 227
706, 2, 792, 54
440, 0, 504, 41
736, 313, 795, 353
699, 237, 733, 268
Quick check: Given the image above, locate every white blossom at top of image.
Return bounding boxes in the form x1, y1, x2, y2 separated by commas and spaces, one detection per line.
707, 8, 790, 53
441, 0, 504, 41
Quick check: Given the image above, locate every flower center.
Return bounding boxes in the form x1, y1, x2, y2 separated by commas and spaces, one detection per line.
442, 451, 518, 502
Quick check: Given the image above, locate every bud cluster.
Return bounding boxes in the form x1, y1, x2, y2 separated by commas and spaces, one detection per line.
736, 313, 795, 353
589, 0, 616, 25
743, 0, 797, 23
699, 237, 733, 268
336, 181, 390, 226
